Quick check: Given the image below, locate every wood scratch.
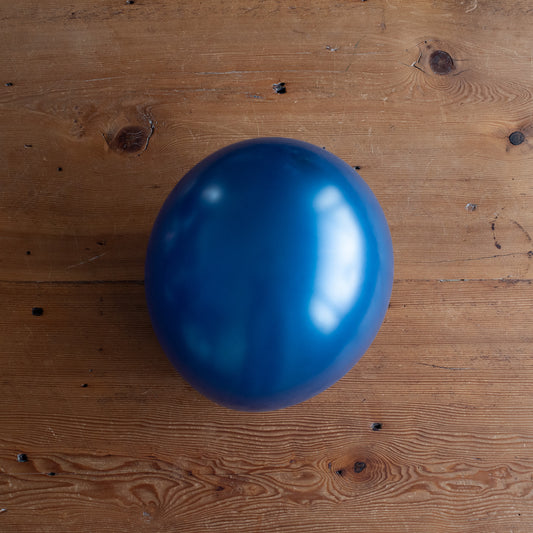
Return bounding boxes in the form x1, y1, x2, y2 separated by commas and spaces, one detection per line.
419, 251, 532, 264
66, 252, 107, 270
84, 76, 124, 82
24, 324, 34, 340
344, 40, 361, 72
249, 101, 260, 137
138, 119, 155, 156
465, 0, 478, 13
417, 363, 471, 371
511, 220, 532, 242
405, 46, 427, 74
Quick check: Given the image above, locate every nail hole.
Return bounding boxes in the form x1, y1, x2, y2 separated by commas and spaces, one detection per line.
81, 383, 88, 388
26, 250, 31, 255
353, 462, 367, 473
32, 307, 44, 316
371, 422, 382, 431
47, 472, 56, 476
17, 453, 28, 463
57, 167, 63, 172
273, 82, 287, 94
5, 82, 13, 87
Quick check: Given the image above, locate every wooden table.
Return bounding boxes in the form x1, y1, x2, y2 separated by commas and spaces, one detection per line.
1, 1, 532, 531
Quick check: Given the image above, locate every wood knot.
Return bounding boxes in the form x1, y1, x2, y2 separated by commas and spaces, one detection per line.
429, 50, 454, 75
509, 131, 525, 146
108, 125, 149, 153
353, 461, 367, 473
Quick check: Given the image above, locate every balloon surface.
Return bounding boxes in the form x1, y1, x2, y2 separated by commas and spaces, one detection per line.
145, 138, 393, 411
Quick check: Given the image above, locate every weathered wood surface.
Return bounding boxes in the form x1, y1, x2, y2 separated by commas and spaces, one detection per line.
1, 0, 533, 531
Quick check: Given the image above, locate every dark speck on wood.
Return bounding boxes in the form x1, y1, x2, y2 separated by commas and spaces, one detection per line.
273, 82, 286, 94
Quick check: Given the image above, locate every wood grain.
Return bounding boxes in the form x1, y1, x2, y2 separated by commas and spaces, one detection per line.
1, 0, 533, 531
1, 0, 533, 282
1, 281, 533, 532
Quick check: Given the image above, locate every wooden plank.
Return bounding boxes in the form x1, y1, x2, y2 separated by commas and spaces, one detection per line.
1, 280, 532, 532
1, 0, 533, 282
2, 0, 533, 531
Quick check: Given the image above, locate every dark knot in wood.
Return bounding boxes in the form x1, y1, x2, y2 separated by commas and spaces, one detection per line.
509, 131, 525, 146
109, 125, 149, 153
429, 50, 454, 75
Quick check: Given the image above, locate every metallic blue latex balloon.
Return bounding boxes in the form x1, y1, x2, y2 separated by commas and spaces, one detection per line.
145, 138, 393, 411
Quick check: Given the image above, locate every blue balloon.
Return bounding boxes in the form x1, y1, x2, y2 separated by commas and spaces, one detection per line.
145, 138, 393, 411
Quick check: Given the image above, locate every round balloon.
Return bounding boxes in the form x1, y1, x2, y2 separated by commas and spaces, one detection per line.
145, 137, 393, 411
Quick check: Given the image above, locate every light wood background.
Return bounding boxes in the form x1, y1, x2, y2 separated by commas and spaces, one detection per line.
1, 1, 533, 531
